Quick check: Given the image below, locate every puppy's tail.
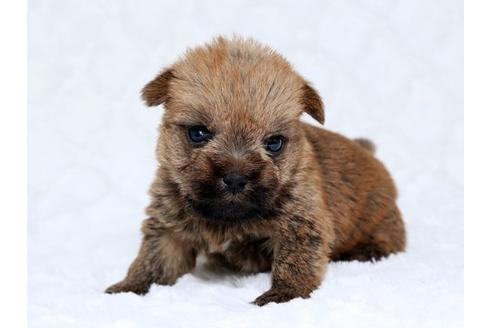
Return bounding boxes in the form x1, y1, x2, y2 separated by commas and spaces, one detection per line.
354, 138, 376, 155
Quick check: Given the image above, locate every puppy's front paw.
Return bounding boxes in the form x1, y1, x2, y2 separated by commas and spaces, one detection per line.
105, 280, 150, 295
252, 287, 310, 306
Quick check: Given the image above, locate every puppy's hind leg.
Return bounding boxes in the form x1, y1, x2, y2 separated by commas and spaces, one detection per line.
336, 207, 406, 262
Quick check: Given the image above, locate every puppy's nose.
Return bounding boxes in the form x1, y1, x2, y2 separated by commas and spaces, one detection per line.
222, 173, 248, 194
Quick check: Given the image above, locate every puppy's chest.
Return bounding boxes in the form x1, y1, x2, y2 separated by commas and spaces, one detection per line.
206, 238, 233, 253
171, 212, 277, 254
199, 229, 270, 254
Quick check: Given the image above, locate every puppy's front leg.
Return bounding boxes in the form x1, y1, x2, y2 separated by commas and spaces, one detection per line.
253, 216, 330, 306
105, 217, 196, 295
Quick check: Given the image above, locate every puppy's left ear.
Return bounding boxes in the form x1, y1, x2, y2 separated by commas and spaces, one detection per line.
141, 69, 176, 107
301, 83, 325, 124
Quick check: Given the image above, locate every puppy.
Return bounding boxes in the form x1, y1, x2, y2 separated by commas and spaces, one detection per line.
105, 37, 406, 305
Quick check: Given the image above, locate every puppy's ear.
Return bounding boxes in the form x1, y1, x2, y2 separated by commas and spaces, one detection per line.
141, 69, 176, 107
301, 83, 325, 124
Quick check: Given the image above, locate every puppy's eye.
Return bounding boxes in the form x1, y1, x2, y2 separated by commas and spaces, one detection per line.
188, 125, 213, 145
264, 135, 284, 153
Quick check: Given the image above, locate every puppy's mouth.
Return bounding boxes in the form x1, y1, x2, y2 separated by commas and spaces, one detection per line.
185, 181, 276, 223
183, 174, 279, 223
187, 197, 268, 223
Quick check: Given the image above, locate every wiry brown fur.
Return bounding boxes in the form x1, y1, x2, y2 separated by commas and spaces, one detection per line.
105, 37, 406, 305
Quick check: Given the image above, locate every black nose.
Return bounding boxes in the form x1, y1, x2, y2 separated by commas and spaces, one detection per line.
222, 173, 248, 194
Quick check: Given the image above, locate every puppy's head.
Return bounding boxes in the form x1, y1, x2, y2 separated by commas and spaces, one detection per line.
142, 37, 324, 223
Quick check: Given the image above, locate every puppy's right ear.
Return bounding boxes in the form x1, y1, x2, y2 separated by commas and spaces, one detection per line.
141, 69, 176, 107
301, 83, 325, 125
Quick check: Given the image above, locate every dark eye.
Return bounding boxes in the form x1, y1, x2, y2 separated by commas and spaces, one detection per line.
188, 125, 212, 144
264, 135, 284, 153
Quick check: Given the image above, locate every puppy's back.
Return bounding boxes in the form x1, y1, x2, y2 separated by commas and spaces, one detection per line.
301, 122, 400, 253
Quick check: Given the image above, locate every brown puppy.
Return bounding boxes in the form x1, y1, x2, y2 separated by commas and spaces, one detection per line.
105, 37, 406, 305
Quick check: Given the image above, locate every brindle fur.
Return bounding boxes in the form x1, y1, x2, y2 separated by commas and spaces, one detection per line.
105, 37, 406, 305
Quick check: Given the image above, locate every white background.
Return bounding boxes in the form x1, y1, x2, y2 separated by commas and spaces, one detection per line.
28, 0, 463, 327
